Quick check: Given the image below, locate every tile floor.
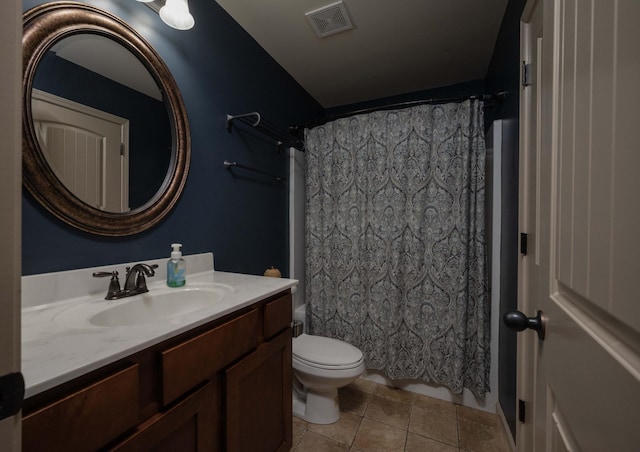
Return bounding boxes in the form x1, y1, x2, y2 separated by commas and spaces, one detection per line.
291, 378, 511, 452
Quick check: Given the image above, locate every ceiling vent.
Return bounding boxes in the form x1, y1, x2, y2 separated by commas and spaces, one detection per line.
305, 1, 354, 38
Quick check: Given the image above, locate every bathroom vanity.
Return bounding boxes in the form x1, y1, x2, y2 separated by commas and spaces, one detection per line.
21, 254, 295, 451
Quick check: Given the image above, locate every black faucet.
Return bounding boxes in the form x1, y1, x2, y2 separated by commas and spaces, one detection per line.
123, 263, 158, 294
93, 263, 158, 300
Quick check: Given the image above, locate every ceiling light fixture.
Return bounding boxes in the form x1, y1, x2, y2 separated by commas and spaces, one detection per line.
137, 0, 195, 31
159, 0, 195, 30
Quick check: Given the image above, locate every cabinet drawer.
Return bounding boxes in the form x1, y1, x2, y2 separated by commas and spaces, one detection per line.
23, 363, 139, 452
263, 292, 292, 339
161, 308, 260, 405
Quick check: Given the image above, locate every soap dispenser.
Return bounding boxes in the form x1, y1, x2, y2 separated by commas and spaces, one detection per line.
167, 243, 186, 287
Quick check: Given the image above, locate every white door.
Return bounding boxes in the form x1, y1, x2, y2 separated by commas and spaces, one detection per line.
32, 90, 130, 212
37, 121, 107, 209
517, 0, 640, 451
0, 1, 22, 450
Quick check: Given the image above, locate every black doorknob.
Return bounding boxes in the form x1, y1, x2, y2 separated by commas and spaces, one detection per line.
503, 310, 546, 340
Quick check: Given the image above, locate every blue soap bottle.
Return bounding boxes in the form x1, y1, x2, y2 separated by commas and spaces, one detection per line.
167, 243, 186, 287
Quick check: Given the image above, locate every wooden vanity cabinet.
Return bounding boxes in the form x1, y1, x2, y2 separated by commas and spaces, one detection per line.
224, 292, 293, 452
22, 290, 293, 452
226, 329, 292, 452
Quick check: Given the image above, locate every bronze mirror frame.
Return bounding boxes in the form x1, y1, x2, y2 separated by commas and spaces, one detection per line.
23, 1, 190, 236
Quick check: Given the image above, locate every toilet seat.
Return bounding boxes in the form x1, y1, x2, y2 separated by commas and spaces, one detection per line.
293, 334, 363, 370
294, 354, 364, 371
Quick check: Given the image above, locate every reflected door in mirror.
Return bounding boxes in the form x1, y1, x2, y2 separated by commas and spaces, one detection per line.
33, 89, 130, 213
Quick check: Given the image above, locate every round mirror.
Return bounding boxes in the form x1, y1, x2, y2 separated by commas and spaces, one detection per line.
23, 2, 190, 236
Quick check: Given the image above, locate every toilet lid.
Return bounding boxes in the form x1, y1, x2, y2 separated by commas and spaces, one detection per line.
293, 334, 363, 367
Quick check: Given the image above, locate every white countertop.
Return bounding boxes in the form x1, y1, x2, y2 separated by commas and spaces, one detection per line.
22, 256, 297, 398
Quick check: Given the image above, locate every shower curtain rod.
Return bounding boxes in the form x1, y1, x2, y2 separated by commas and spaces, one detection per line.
291, 91, 507, 132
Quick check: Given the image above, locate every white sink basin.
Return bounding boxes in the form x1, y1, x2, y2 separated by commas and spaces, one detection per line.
89, 287, 227, 327
52, 284, 232, 329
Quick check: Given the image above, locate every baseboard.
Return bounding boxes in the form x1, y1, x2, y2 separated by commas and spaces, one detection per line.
496, 401, 516, 452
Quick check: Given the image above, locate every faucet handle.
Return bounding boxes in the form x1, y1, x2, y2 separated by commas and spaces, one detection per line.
93, 271, 122, 300
92, 270, 117, 278
135, 272, 149, 291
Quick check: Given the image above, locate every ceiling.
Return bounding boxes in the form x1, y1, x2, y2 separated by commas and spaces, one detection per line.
213, 0, 509, 108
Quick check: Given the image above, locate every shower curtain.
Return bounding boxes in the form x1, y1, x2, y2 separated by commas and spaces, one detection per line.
304, 100, 489, 397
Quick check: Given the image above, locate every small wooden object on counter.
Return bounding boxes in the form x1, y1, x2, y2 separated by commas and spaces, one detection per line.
264, 266, 282, 278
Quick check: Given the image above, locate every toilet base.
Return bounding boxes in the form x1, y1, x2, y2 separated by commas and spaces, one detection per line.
292, 386, 341, 424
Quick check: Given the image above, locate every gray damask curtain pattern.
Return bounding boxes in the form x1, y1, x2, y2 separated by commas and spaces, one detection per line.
304, 100, 489, 397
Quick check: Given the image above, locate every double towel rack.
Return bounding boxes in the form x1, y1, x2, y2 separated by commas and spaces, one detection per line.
223, 160, 286, 183
226, 112, 304, 152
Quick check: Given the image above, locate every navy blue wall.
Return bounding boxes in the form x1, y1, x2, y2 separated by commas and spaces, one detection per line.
485, 0, 527, 128
22, 0, 323, 276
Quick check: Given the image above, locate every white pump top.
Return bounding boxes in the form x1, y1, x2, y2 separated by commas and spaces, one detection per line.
170, 243, 183, 259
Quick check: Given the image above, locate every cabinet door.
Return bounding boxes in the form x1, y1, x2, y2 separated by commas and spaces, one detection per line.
226, 329, 292, 452
110, 382, 215, 452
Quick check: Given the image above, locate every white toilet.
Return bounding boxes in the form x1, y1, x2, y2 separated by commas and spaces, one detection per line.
292, 306, 365, 424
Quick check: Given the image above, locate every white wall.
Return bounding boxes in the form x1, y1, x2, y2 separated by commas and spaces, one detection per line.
289, 147, 306, 312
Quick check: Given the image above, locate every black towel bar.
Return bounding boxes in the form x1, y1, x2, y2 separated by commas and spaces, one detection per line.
223, 160, 286, 182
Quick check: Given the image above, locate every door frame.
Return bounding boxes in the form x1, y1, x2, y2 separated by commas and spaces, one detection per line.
0, 1, 23, 450
518, 0, 548, 449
